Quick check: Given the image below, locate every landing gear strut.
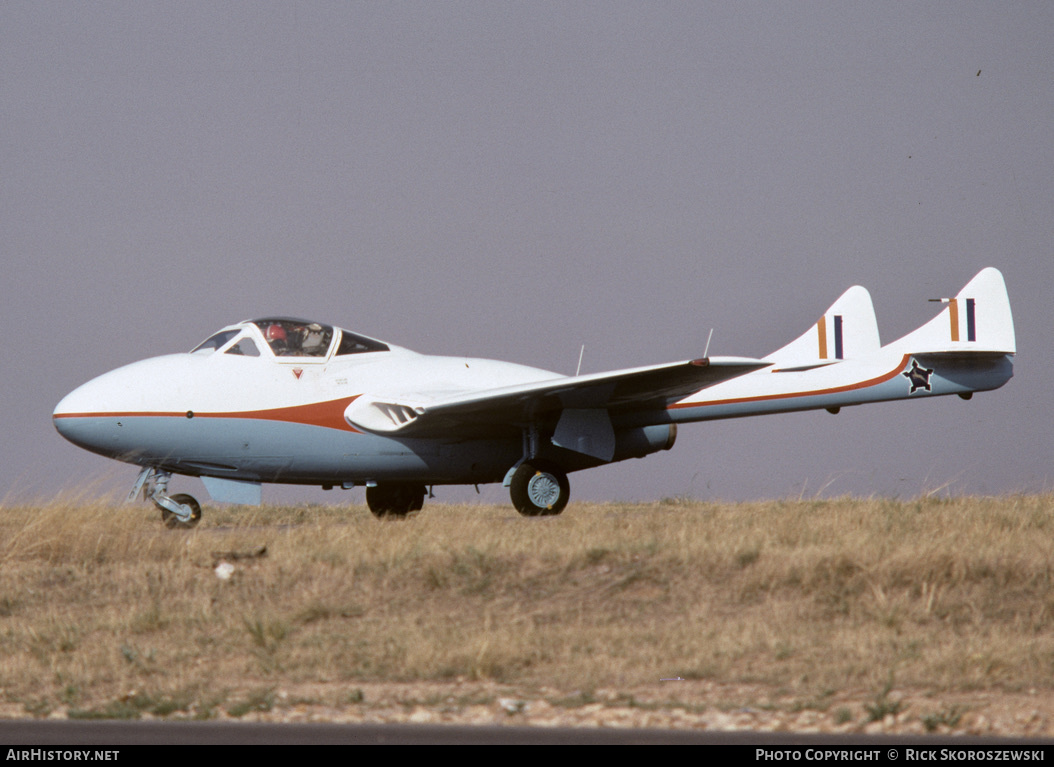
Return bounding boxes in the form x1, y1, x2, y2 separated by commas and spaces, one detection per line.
366, 483, 426, 518
509, 461, 570, 517
129, 468, 202, 529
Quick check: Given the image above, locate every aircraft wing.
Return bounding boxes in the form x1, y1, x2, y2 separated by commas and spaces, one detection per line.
344, 356, 768, 434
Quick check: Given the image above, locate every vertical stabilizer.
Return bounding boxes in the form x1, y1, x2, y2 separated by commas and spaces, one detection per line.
883, 268, 1016, 355
765, 285, 880, 368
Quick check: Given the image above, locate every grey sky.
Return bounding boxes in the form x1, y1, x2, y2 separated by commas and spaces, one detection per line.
4, 2, 1051, 506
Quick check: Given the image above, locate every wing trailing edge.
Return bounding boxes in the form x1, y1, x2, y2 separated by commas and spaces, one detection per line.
344, 357, 769, 434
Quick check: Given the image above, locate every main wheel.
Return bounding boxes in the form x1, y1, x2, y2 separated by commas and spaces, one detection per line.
161, 493, 202, 529
366, 484, 426, 518
510, 462, 570, 517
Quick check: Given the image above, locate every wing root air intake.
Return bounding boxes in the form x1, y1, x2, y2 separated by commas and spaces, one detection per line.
345, 397, 422, 432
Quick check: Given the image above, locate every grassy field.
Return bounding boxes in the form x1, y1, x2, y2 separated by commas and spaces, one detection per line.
0, 494, 1052, 733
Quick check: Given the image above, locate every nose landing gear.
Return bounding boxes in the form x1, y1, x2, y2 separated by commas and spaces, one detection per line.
129, 468, 202, 529
160, 494, 202, 529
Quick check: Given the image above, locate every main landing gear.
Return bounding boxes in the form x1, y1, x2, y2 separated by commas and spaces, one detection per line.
362, 463, 571, 519
509, 461, 570, 517
366, 483, 426, 518
130, 468, 202, 529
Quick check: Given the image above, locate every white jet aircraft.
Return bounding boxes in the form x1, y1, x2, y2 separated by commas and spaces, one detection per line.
54, 267, 1015, 527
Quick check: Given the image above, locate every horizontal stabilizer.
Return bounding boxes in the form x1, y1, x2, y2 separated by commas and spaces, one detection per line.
883, 267, 1016, 356
765, 285, 880, 370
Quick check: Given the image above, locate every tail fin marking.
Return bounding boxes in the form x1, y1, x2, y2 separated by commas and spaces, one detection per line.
884, 267, 1015, 356
766, 285, 879, 369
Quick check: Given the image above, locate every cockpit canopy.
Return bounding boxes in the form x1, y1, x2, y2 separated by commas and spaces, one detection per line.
190, 318, 390, 360
256, 318, 332, 357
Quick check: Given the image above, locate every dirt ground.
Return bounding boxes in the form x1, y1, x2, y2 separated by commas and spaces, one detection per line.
16, 680, 1040, 737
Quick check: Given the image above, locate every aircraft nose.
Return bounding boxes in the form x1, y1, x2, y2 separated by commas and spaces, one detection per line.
53, 377, 120, 455
53, 356, 173, 456
52, 404, 87, 447
54, 369, 115, 421
53, 353, 199, 459
54, 381, 95, 420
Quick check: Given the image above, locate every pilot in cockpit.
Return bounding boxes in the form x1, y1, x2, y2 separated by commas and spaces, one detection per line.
265, 324, 291, 355
263, 320, 330, 356
300, 323, 327, 355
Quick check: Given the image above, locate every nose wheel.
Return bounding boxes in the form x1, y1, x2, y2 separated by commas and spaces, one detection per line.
129, 468, 203, 529
509, 462, 570, 516
160, 494, 202, 529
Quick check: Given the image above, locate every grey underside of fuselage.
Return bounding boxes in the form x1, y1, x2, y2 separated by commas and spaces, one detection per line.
57, 416, 677, 485
57, 417, 524, 486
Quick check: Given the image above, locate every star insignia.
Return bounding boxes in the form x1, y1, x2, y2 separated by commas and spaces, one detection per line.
902, 358, 933, 394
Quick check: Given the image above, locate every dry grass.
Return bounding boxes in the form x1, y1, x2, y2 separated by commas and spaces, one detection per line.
0, 494, 1052, 726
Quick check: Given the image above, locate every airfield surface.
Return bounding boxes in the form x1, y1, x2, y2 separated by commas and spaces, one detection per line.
0, 680, 1049, 737
1, 496, 1051, 736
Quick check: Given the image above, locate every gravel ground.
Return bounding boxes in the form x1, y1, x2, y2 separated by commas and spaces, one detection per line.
166, 681, 1054, 738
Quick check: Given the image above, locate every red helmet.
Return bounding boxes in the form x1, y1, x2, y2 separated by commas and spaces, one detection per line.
266, 324, 287, 342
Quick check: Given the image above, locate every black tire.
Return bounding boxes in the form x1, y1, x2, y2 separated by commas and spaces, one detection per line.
509, 462, 570, 517
161, 494, 202, 529
366, 484, 426, 518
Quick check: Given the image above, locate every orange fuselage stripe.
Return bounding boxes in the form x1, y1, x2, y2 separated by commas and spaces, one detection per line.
669, 354, 911, 411
53, 396, 363, 433
55, 358, 914, 428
